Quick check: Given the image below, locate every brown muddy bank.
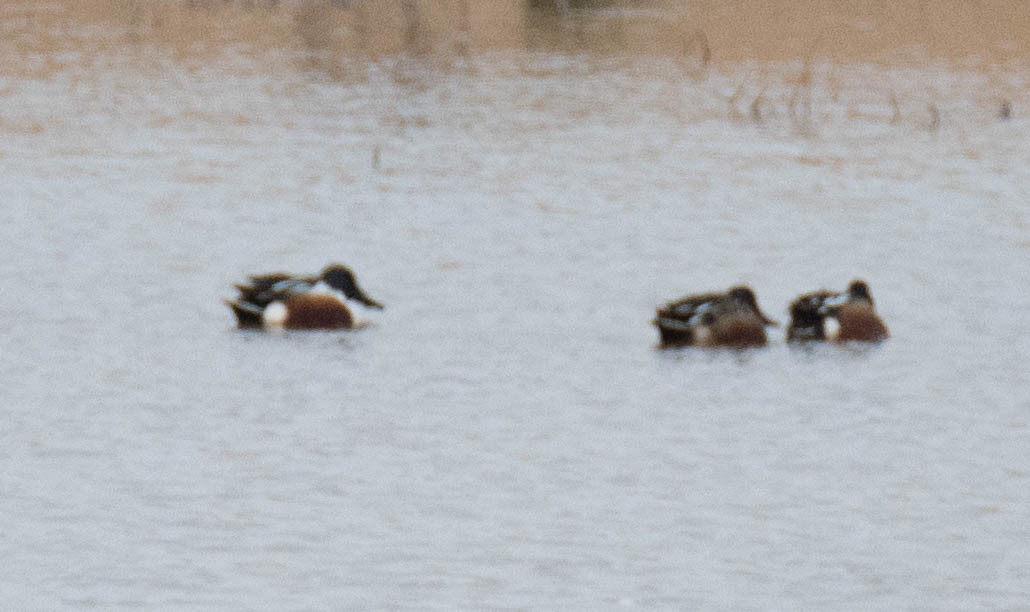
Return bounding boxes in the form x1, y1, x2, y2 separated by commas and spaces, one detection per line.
4, 0, 1028, 66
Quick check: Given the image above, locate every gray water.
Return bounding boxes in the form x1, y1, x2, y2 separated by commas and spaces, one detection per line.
1, 9, 1029, 611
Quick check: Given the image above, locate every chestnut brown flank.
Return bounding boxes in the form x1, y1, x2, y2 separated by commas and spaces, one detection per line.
282, 294, 354, 329
835, 302, 890, 342
709, 314, 768, 347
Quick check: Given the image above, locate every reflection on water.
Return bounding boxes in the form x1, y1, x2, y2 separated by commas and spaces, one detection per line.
1, 1, 1029, 609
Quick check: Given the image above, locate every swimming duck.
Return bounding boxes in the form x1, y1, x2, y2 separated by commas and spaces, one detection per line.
226, 263, 383, 330
787, 280, 888, 342
654, 285, 777, 348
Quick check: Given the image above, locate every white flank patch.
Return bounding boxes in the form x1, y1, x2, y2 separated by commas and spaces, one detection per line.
825, 316, 841, 341
308, 282, 375, 326
694, 325, 713, 346
308, 281, 335, 296
309, 281, 352, 307
347, 301, 372, 326
263, 301, 288, 327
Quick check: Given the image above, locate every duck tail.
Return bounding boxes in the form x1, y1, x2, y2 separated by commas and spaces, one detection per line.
225, 299, 264, 328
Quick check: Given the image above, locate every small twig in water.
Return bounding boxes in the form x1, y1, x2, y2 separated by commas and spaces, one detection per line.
928, 103, 940, 131
750, 92, 765, 123
999, 100, 1012, 121
788, 61, 813, 126
888, 92, 901, 125
681, 30, 711, 77
727, 82, 745, 120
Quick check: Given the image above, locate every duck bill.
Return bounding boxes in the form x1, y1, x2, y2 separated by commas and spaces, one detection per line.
355, 289, 384, 310
758, 310, 779, 326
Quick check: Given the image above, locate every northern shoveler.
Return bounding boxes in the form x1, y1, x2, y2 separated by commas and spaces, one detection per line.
225, 263, 383, 330
654, 285, 777, 348
787, 280, 889, 342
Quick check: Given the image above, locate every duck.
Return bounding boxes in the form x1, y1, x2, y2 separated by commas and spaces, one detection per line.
225, 263, 383, 330
787, 280, 888, 342
654, 285, 777, 348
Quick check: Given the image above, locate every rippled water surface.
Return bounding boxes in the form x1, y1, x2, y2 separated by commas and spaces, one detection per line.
2, 3, 1029, 609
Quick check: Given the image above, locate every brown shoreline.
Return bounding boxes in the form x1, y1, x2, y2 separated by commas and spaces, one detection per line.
2, 0, 1029, 67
